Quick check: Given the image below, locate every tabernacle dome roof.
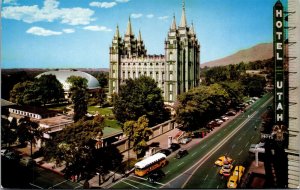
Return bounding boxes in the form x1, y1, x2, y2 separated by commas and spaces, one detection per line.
36, 70, 100, 91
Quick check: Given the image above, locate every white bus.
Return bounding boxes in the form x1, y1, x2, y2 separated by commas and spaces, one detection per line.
134, 153, 167, 176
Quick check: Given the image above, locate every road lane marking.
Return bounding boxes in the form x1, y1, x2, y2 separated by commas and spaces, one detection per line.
238, 137, 242, 141
245, 142, 249, 147
178, 109, 260, 188
126, 178, 156, 189
29, 183, 43, 189
74, 184, 83, 189
132, 176, 166, 186
204, 174, 208, 181
51, 180, 68, 188
166, 171, 170, 174
192, 152, 197, 157
121, 179, 138, 189
162, 96, 273, 188
238, 150, 243, 155
178, 162, 184, 166
251, 136, 255, 140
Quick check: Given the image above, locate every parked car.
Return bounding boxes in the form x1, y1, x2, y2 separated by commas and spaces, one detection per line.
221, 116, 229, 121
176, 149, 188, 159
157, 149, 171, 156
1, 149, 8, 156
168, 143, 180, 152
226, 111, 236, 116
20, 156, 36, 167
180, 137, 192, 144
147, 170, 165, 183
215, 119, 224, 125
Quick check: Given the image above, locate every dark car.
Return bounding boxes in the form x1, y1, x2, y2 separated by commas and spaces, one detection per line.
158, 149, 171, 156
147, 170, 165, 183
176, 149, 188, 159
168, 143, 180, 152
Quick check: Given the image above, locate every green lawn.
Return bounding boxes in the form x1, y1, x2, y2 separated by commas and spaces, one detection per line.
104, 118, 121, 129
88, 106, 113, 115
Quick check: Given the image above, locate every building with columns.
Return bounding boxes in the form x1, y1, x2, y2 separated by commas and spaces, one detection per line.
109, 2, 200, 102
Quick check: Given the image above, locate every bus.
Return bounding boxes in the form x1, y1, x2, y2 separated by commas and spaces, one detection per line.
134, 153, 167, 176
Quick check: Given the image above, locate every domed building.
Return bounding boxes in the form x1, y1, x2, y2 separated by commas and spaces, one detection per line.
36, 69, 100, 99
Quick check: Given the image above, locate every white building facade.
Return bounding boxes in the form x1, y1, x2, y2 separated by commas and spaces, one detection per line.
109, 3, 200, 102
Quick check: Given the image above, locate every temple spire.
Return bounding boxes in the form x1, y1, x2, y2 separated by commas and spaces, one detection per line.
126, 16, 133, 35
137, 30, 142, 41
171, 14, 177, 30
114, 24, 120, 38
190, 21, 195, 34
180, 0, 187, 27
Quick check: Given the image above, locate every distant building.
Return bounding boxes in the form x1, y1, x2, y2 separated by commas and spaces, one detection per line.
109, 1, 200, 102
36, 69, 100, 99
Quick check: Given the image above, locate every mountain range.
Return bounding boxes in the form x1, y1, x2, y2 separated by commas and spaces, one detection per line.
201, 43, 273, 68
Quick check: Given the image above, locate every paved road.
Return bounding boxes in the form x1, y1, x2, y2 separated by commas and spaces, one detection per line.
109, 93, 272, 189
1, 157, 83, 189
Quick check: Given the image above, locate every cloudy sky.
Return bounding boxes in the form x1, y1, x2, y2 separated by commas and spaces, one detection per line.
1, 0, 287, 69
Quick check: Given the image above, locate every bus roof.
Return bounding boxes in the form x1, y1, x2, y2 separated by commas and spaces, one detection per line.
135, 153, 166, 169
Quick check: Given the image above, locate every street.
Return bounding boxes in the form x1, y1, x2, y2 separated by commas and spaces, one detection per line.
1, 157, 83, 189
109, 93, 272, 189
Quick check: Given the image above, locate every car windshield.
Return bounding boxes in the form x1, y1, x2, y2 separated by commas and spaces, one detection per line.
223, 165, 230, 169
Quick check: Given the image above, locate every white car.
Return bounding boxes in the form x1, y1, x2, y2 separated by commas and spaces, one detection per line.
215, 119, 224, 125
1, 149, 7, 156
221, 116, 229, 121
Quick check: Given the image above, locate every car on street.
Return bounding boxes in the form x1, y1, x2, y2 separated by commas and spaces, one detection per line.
176, 149, 188, 159
147, 170, 165, 183
157, 149, 171, 156
168, 143, 180, 152
4, 150, 21, 161
215, 155, 233, 166
180, 137, 192, 144
215, 119, 224, 125
227, 175, 238, 188
225, 111, 236, 116
232, 165, 245, 180
219, 161, 233, 177
221, 116, 229, 121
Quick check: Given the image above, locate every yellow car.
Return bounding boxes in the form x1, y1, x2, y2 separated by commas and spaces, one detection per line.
214, 156, 233, 166
219, 161, 233, 176
227, 175, 238, 188
233, 165, 245, 180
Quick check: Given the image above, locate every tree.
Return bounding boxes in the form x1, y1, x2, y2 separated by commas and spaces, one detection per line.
241, 74, 266, 97
35, 74, 65, 105
67, 76, 88, 122
123, 115, 153, 158
17, 117, 42, 156
10, 81, 34, 105
1, 117, 18, 147
43, 115, 106, 179
175, 84, 230, 131
9, 75, 65, 106
96, 72, 108, 88
113, 76, 170, 127
96, 88, 107, 107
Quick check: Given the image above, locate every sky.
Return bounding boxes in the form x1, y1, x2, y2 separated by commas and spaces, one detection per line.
1, 0, 288, 69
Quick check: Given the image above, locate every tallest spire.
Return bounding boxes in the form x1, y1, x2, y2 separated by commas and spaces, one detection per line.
126, 16, 133, 36
180, 0, 187, 27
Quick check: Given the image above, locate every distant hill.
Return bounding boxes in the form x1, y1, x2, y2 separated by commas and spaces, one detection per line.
201, 43, 273, 68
